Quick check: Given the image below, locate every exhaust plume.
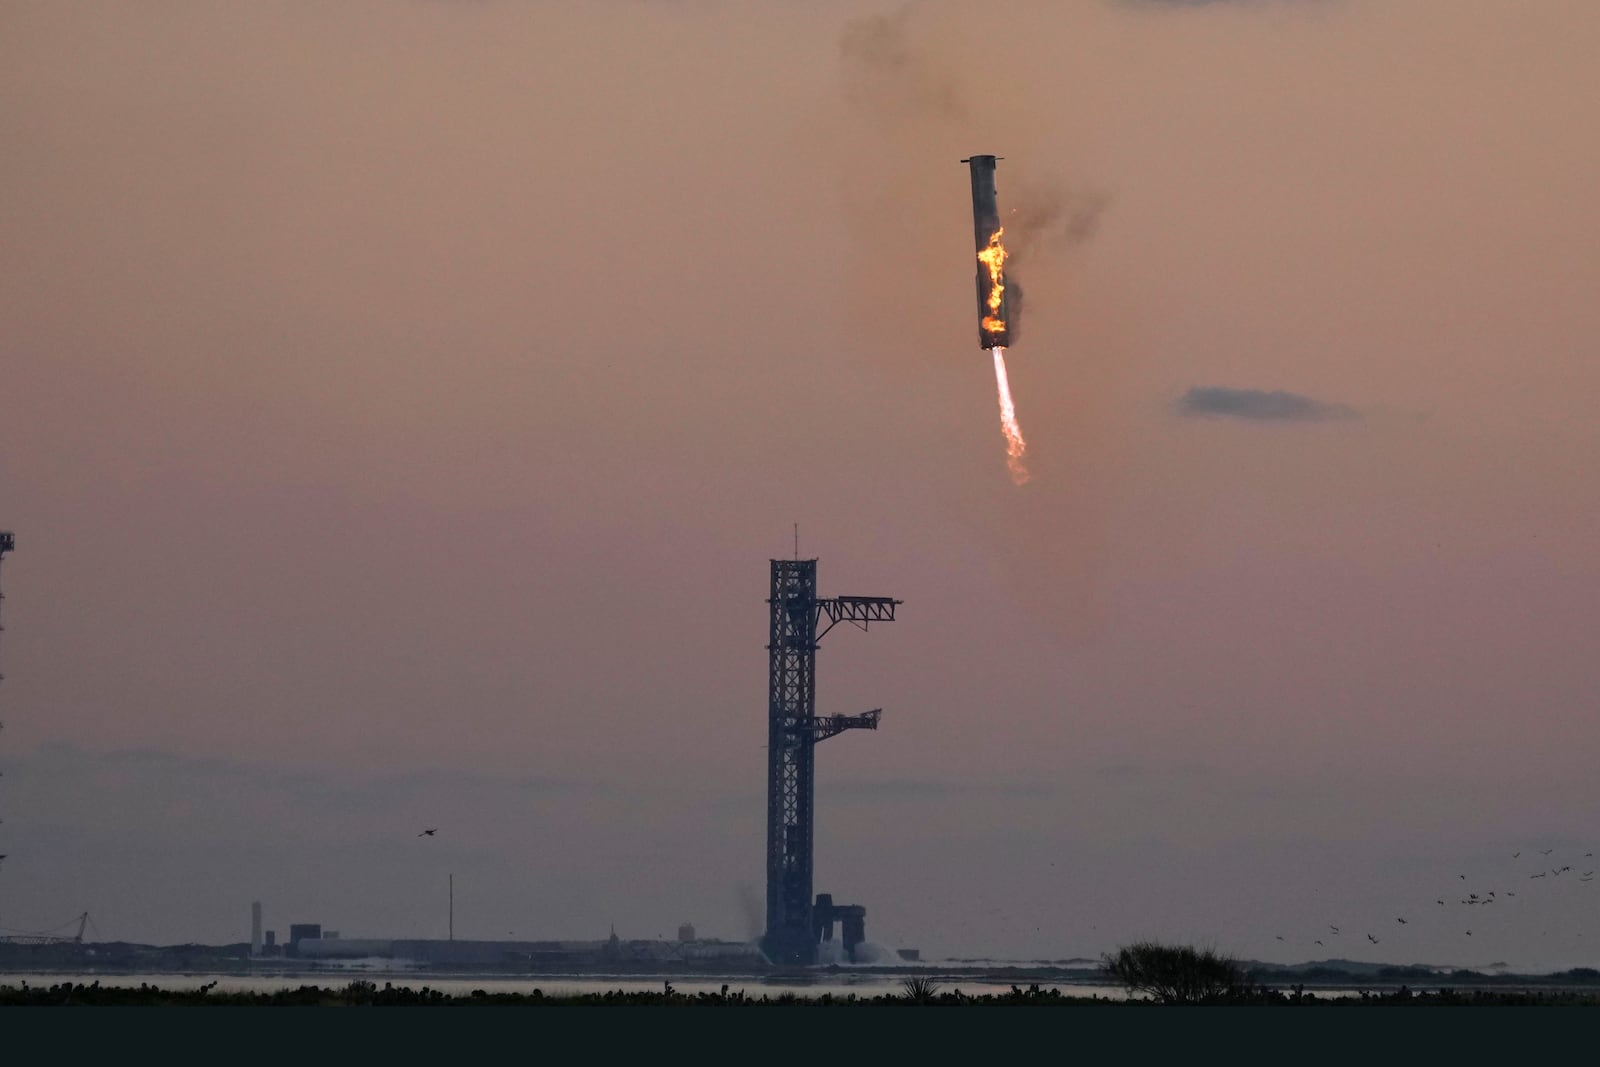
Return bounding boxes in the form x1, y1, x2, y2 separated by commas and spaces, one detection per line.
992, 347, 1030, 485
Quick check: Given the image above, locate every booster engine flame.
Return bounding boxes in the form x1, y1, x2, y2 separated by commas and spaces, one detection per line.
990, 347, 1030, 485
978, 227, 1008, 338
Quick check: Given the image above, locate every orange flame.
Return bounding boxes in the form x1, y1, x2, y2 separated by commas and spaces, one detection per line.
991, 347, 1029, 485
978, 227, 1007, 335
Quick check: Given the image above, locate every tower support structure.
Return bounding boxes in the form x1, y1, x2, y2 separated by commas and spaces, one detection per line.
0, 531, 12, 687
763, 558, 898, 966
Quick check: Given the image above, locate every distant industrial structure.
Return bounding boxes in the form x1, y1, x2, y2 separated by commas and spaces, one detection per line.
293, 932, 759, 968
241, 903, 756, 968
763, 558, 899, 966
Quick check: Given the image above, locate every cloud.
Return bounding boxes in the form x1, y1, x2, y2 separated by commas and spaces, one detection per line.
1113, 0, 1334, 9
1176, 386, 1356, 422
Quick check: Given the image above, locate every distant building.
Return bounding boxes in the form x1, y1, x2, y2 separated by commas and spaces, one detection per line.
677, 923, 696, 943
295, 936, 765, 967
897, 949, 920, 962
287, 923, 322, 956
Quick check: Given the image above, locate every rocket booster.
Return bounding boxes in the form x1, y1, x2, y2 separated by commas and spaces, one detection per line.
961, 154, 1009, 350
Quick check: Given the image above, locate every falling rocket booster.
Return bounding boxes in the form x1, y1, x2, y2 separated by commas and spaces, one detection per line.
961, 154, 1009, 349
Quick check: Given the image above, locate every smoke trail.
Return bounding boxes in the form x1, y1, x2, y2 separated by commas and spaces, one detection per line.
991, 347, 1030, 485
737, 882, 763, 941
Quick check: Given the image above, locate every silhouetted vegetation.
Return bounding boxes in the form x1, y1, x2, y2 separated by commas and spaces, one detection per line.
7, 977, 1600, 1005
1101, 941, 1250, 1003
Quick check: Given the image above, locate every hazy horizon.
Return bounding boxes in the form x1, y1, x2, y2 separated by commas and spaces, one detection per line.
4, 0, 1600, 972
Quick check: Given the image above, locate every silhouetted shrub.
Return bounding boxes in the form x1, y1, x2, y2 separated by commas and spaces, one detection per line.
1101, 941, 1248, 1004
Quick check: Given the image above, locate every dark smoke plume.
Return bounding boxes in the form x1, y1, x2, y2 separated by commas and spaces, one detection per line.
1007, 182, 1110, 260
737, 882, 763, 941
840, 8, 968, 124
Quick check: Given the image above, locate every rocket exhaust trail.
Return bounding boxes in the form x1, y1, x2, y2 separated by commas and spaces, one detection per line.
991, 347, 1029, 485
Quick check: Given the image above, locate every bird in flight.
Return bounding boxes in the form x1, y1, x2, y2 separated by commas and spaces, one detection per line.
1315, 940, 1324, 946
1540, 849, 1554, 855
1275, 935, 1285, 942
1396, 918, 1408, 924
1512, 852, 1521, 858
1465, 930, 1473, 936
1459, 874, 1466, 880
419, 828, 438, 837
1329, 925, 1340, 934
1436, 899, 1445, 905
1367, 934, 1379, 944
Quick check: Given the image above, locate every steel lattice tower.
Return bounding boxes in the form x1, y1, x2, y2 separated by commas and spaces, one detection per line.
763, 558, 898, 966
0, 532, 12, 687
0, 532, 12, 872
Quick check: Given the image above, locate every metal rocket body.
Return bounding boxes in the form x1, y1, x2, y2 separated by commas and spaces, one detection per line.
962, 154, 1009, 349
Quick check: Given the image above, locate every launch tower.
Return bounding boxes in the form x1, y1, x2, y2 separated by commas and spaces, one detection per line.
763, 558, 899, 966
0, 531, 12, 687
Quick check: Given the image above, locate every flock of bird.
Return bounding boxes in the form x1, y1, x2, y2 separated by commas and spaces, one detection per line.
1274, 846, 1598, 954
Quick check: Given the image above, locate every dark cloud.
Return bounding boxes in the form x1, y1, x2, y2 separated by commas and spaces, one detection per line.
1114, 0, 1333, 9
1176, 386, 1356, 422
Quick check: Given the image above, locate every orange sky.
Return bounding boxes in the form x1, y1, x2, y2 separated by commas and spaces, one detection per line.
3, 1, 1599, 967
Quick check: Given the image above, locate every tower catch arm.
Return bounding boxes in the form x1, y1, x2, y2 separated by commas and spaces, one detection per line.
785, 708, 881, 745
816, 596, 900, 640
